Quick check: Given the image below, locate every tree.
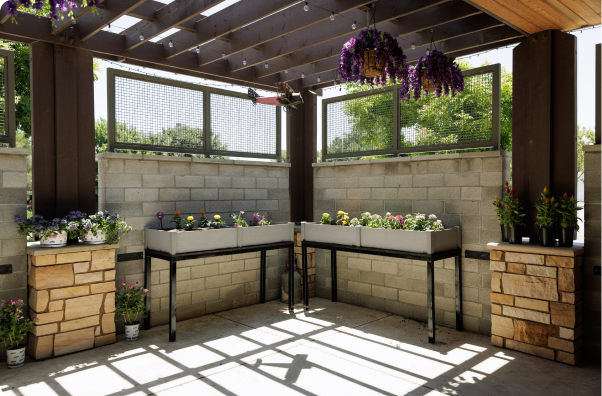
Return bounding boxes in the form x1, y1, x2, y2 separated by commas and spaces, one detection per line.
577, 125, 595, 181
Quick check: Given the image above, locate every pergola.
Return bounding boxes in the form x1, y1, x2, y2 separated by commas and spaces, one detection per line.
0, 0, 599, 239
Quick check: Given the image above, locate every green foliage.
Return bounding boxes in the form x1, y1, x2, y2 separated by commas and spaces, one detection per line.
577, 125, 595, 181
320, 212, 332, 225
230, 211, 249, 227
77, 211, 131, 244
557, 193, 582, 230
115, 282, 148, 325
534, 188, 558, 228
0, 299, 36, 350
183, 215, 196, 230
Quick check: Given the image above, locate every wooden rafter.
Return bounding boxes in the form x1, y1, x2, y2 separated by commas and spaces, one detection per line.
124, 0, 224, 51
77, 0, 148, 41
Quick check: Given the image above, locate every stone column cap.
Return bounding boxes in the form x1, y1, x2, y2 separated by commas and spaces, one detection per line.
27, 242, 120, 256
487, 242, 584, 257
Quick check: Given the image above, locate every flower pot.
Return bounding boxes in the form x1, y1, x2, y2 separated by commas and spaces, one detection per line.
83, 230, 107, 244
539, 226, 555, 247
421, 69, 437, 91
508, 226, 523, 244
559, 228, 574, 248
40, 231, 68, 247
362, 50, 386, 78
500, 225, 509, 242
360, 226, 461, 254
7, 346, 26, 368
125, 322, 140, 341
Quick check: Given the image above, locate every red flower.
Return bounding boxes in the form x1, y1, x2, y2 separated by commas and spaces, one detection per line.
511, 187, 516, 195
545, 198, 550, 204
388, 215, 394, 221
505, 181, 509, 187
563, 192, 568, 198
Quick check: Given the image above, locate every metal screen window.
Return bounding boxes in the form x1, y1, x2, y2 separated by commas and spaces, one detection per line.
322, 64, 500, 159
114, 76, 204, 150
0, 49, 15, 146
0, 56, 5, 136
325, 91, 394, 155
108, 68, 280, 159
210, 93, 278, 155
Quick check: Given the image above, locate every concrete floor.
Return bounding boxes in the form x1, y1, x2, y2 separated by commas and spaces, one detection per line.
1, 298, 599, 396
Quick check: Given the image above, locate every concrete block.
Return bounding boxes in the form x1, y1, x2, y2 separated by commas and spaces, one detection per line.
245, 189, 268, 200
399, 161, 427, 175
480, 172, 503, 186
428, 187, 460, 200
413, 174, 444, 187
427, 159, 460, 174
347, 281, 372, 295
359, 271, 385, 285
124, 189, 159, 202
372, 285, 397, 300
461, 158, 482, 172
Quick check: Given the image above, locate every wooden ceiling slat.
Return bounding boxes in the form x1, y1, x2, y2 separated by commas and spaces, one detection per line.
253, 1, 482, 79
77, 0, 148, 41
544, 0, 589, 28
580, 0, 601, 15
196, 0, 400, 67
465, 0, 542, 33
124, 0, 224, 51
501, 0, 562, 30
162, 0, 299, 60
524, 0, 582, 30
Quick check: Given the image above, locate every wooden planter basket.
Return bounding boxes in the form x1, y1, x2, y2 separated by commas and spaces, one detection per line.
362, 50, 386, 78
421, 69, 438, 91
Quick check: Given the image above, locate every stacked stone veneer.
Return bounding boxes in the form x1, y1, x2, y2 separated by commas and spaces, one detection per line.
96, 153, 290, 328
488, 245, 584, 365
0, 148, 28, 361
27, 245, 117, 359
294, 231, 315, 298
313, 151, 511, 335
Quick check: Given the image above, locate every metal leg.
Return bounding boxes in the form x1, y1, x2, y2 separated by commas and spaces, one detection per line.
169, 258, 177, 342
331, 249, 337, 302
260, 251, 266, 304
455, 255, 463, 331
302, 243, 308, 310
144, 252, 151, 330
288, 247, 294, 313
427, 259, 435, 343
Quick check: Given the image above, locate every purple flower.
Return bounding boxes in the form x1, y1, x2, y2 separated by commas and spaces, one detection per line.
5, 0, 18, 16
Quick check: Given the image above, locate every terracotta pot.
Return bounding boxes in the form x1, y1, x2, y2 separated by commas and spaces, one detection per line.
362, 50, 386, 78
421, 69, 437, 91
125, 322, 140, 341
559, 228, 574, 248
508, 226, 523, 244
539, 226, 555, 247
500, 225, 509, 242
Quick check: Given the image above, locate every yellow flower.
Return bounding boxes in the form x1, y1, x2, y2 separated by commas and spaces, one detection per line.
570, 196, 574, 201
495, 195, 498, 200
551, 197, 555, 203
323, 213, 329, 217
338, 211, 343, 214
187, 216, 194, 221
214, 215, 220, 220
543, 187, 547, 193
342, 221, 347, 225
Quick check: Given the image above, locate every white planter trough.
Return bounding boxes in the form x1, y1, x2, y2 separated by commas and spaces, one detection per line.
301, 223, 361, 246
360, 226, 461, 254
145, 223, 294, 255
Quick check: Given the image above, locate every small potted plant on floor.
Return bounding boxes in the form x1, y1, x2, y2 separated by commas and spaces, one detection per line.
557, 193, 582, 247
115, 281, 148, 341
0, 299, 37, 368
535, 187, 557, 246
14, 215, 75, 247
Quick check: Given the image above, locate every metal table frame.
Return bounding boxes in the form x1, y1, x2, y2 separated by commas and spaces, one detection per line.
301, 241, 462, 343
144, 241, 295, 342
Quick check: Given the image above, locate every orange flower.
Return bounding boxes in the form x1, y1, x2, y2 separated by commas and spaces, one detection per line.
570, 196, 574, 201
551, 197, 555, 203
563, 192, 568, 198
174, 211, 181, 215
200, 211, 206, 215
545, 198, 550, 204
543, 187, 547, 193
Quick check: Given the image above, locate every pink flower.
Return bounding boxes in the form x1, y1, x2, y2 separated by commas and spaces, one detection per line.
135, 281, 140, 285
122, 281, 127, 285
144, 289, 149, 292
128, 285, 133, 289
240, 211, 244, 214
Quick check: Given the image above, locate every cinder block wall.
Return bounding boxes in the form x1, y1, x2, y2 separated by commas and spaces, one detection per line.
0, 148, 28, 359
313, 151, 511, 335
583, 145, 601, 362
96, 153, 290, 330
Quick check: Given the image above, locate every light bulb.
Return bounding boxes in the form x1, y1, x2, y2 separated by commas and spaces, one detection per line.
303, 2, 308, 11
169, 40, 173, 48
196, 47, 200, 53
352, 21, 356, 30
330, 12, 335, 20
139, 33, 144, 41
285, 69, 288, 74
411, 43, 415, 50
222, 52, 226, 58
243, 58, 247, 66
426, 50, 430, 55
265, 63, 268, 68
317, 76, 321, 82
301, 73, 305, 78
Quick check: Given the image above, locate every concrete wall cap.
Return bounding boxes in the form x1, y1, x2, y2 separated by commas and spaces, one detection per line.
582, 144, 601, 152
0, 148, 29, 156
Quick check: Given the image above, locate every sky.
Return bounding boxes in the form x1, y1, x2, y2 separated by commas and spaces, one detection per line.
93, 27, 602, 152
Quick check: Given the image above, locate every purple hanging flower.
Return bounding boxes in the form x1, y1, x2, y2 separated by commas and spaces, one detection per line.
408, 49, 464, 101
5, 0, 18, 16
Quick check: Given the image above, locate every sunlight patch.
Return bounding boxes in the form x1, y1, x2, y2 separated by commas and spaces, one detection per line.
161, 345, 224, 368
55, 365, 134, 396
111, 353, 182, 385
108, 348, 146, 361
471, 357, 511, 374
205, 335, 262, 356
272, 319, 323, 335
459, 344, 487, 352
18, 382, 60, 396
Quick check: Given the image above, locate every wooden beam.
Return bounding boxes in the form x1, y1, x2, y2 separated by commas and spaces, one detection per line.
124, 0, 224, 51
162, 0, 299, 60
77, 0, 148, 41
126, 0, 165, 21
51, 0, 106, 35
196, 0, 391, 67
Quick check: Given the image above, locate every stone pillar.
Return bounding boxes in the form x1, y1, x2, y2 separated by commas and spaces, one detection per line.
27, 244, 117, 360
488, 244, 584, 365
294, 230, 315, 298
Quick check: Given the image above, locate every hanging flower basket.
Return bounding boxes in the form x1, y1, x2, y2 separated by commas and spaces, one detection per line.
410, 49, 464, 100
338, 28, 411, 100
362, 50, 386, 78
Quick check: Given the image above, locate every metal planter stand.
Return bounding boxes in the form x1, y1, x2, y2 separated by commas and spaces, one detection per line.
301, 241, 463, 344
144, 241, 294, 342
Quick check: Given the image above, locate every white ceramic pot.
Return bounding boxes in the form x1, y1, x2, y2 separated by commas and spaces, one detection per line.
40, 231, 68, 247
125, 322, 140, 341
7, 346, 26, 369
83, 230, 107, 244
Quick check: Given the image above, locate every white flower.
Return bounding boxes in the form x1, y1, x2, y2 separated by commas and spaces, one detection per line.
429, 214, 437, 219
436, 220, 442, 224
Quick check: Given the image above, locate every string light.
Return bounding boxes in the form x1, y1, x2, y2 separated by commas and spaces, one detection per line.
222, 52, 226, 58
243, 58, 247, 65
411, 43, 415, 50
139, 33, 144, 41
196, 47, 200, 53
330, 12, 335, 20
169, 40, 174, 48
303, 2, 309, 11
352, 21, 356, 29
426, 50, 430, 55
301, 73, 305, 78
317, 76, 321, 82
285, 69, 288, 73
264, 63, 269, 68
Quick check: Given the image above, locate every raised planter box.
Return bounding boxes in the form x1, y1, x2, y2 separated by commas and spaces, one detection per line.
145, 223, 295, 255
360, 226, 461, 254
301, 223, 361, 246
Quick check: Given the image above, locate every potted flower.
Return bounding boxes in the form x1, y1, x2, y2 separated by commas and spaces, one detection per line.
338, 28, 411, 100
183, 215, 196, 231
14, 215, 75, 247
557, 193, 582, 247
409, 49, 464, 100
198, 211, 210, 227
493, 193, 508, 242
0, 299, 37, 368
504, 185, 526, 244
320, 213, 332, 225
77, 211, 131, 244
535, 187, 557, 246
115, 281, 148, 341
230, 211, 249, 227
211, 214, 225, 229
171, 211, 183, 229
336, 211, 350, 226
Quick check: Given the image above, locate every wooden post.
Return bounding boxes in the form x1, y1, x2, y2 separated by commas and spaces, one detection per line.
286, 91, 317, 222
512, 30, 577, 242
596, 43, 601, 145
30, 42, 96, 219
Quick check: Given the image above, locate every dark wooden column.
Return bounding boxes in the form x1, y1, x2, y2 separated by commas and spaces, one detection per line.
512, 30, 577, 242
596, 43, 600, 144
30, 42, 96, 219
287, 92, 317, 222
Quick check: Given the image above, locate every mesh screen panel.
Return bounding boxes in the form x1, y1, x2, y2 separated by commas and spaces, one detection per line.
326, 91, 394, 154
400, 71, 493, 149
114, 76, 204, 149
0, 56, 5, 137
210, 93, 277, 155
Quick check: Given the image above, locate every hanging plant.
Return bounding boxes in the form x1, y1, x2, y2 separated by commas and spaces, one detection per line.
409, 49, 464, 100
338, 28, 411, 100
4, 0, 100, 23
